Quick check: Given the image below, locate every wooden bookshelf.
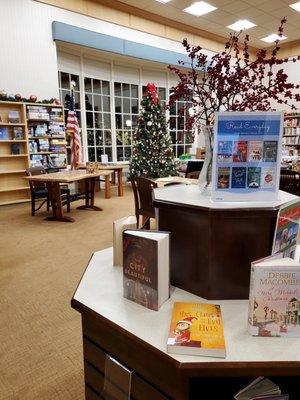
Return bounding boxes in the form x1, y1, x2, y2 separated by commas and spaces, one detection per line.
283, 113, 300, 152
0, 101, 30, 205
26, 103, 67, 170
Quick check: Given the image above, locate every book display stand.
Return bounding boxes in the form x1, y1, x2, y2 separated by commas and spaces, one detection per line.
72, 248, 300, 400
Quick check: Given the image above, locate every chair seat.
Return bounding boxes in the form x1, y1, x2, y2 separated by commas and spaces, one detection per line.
34, 188, 48, 197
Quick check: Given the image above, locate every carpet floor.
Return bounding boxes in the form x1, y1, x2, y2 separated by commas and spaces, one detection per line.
0, 185, 134, 400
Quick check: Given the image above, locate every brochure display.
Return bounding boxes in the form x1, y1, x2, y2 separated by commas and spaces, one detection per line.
212, 112, 283, 202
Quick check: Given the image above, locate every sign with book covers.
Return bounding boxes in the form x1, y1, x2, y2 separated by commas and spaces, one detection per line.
212, 112, 283, 202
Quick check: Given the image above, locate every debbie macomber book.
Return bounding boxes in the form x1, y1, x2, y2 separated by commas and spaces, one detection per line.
248, 254, 300, 337
167, 302, 226, 358
123, 230, 170, 311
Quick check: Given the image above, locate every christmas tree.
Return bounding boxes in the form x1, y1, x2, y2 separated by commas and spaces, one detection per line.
129, 83, 177, 179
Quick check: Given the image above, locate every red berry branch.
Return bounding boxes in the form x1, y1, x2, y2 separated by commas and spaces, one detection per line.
168, 18, 300, 128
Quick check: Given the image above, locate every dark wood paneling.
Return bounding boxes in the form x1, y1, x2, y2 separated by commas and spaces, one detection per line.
83, 337, 170, 400
81, 312, 188, 400
155, 200, 278, 299
85, 384, 101, 400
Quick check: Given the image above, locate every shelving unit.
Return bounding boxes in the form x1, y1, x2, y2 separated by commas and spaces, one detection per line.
281, 113, 300, 170
26, 103, 67, 170
283, 113, 300, 149
0, 101, 30, 205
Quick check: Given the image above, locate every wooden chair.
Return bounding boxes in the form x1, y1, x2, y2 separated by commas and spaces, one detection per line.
279, 169, 300, 196
130, 177, 158, 229
26, 167, 71, 216
185, 160, 203, 178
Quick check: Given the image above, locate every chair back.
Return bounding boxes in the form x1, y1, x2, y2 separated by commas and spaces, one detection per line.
185, 161, 203, 178
131, 177, 157, 217
279, 169, 300, 196
25, 167, 47, 190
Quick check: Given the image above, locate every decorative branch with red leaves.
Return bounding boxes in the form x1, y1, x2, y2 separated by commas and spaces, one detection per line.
168, 18, 300, 128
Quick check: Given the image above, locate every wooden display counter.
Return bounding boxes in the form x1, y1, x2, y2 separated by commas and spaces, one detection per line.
72, 248, 300, 400
153, 185, 298, 300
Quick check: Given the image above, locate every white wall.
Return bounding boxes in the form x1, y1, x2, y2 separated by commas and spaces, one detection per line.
0, 0, 214, 99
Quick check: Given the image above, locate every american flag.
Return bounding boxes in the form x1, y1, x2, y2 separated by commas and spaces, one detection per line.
67, 85, 82, 169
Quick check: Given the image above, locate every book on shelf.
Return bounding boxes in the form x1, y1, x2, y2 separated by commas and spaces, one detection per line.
30, 154, 44, 167
248, 253, 300, 337
272, 199, 300, 259
27, 106, 49, 120
38, 138, 49, 151
123, 229, 170, 311
48, 154, 66, 168
13, 127, 23, 140
167, 302, 226, 358
113, 216, 137, 267
50, 108, 63, 122
48, 122, 65, 136
234, 377, 285, 400
11, 143, 21, 155
0, 128, 9, 140
8, 111, 20, 123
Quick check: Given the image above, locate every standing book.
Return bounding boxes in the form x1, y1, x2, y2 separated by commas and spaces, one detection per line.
272, 199, 300, 259
167, 302, 226, 358
248, 254, 300, 337
113, 216, 137, 267
123, 230, 170, 311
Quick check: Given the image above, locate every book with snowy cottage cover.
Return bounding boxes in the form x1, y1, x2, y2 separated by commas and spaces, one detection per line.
248, 254, 300, 337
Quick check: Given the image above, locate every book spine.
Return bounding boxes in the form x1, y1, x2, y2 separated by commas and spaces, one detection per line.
247, 265, 259, 336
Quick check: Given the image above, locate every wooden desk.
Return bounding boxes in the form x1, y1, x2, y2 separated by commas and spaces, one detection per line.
25, 170, 112, 222
153, 185, 298, 300
98, 165, 124, 197
72, 248, 300, 400
78, 164, 124, 197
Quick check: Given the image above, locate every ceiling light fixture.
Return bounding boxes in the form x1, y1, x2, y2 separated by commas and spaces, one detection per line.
227, 19, 256, 31
290, 2, 300, 12
183, 1, 217, 17
261, 33, 287, 43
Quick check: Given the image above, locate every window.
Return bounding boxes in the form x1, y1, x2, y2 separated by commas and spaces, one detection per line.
58, 71, 82, 163
169, 95, 193, 158
84, 77, 112, 161
114, 82, 139, 161
142, 85, 167, 108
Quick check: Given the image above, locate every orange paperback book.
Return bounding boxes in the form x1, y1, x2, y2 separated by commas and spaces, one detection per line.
167, 302, 226, 358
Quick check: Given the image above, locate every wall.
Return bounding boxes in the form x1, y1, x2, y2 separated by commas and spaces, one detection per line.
0, 0, 214, 99
35, 0, 230, 54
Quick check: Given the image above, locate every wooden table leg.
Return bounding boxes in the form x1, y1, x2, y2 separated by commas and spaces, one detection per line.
117, 168, 124, 197
105, 175, 111, 199
77, 177, 102, 211
111, 171, 116, 185
45, 182, 74, 222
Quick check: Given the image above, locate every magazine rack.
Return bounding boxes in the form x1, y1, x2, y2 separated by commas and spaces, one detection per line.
153, 185, 298, 299
71, 248, 300, 400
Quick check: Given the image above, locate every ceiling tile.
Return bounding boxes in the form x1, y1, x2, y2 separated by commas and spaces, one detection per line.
116, 0, 300, 47
222, 0, 253, 13
256, 0, 288, 12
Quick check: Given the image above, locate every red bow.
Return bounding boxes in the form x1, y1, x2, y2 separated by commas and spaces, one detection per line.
146, 83, 158, 105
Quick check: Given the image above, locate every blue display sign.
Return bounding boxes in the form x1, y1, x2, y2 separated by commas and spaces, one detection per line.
211, 112, 283, 202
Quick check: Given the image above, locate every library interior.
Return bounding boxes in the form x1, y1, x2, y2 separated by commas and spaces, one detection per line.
2, 1, 300, 399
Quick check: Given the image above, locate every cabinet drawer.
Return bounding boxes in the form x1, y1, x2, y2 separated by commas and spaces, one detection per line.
83, 336, 170, 400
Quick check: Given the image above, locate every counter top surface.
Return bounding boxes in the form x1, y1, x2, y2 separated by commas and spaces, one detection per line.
154, 185, 298, 209
73, 247, 300, 365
